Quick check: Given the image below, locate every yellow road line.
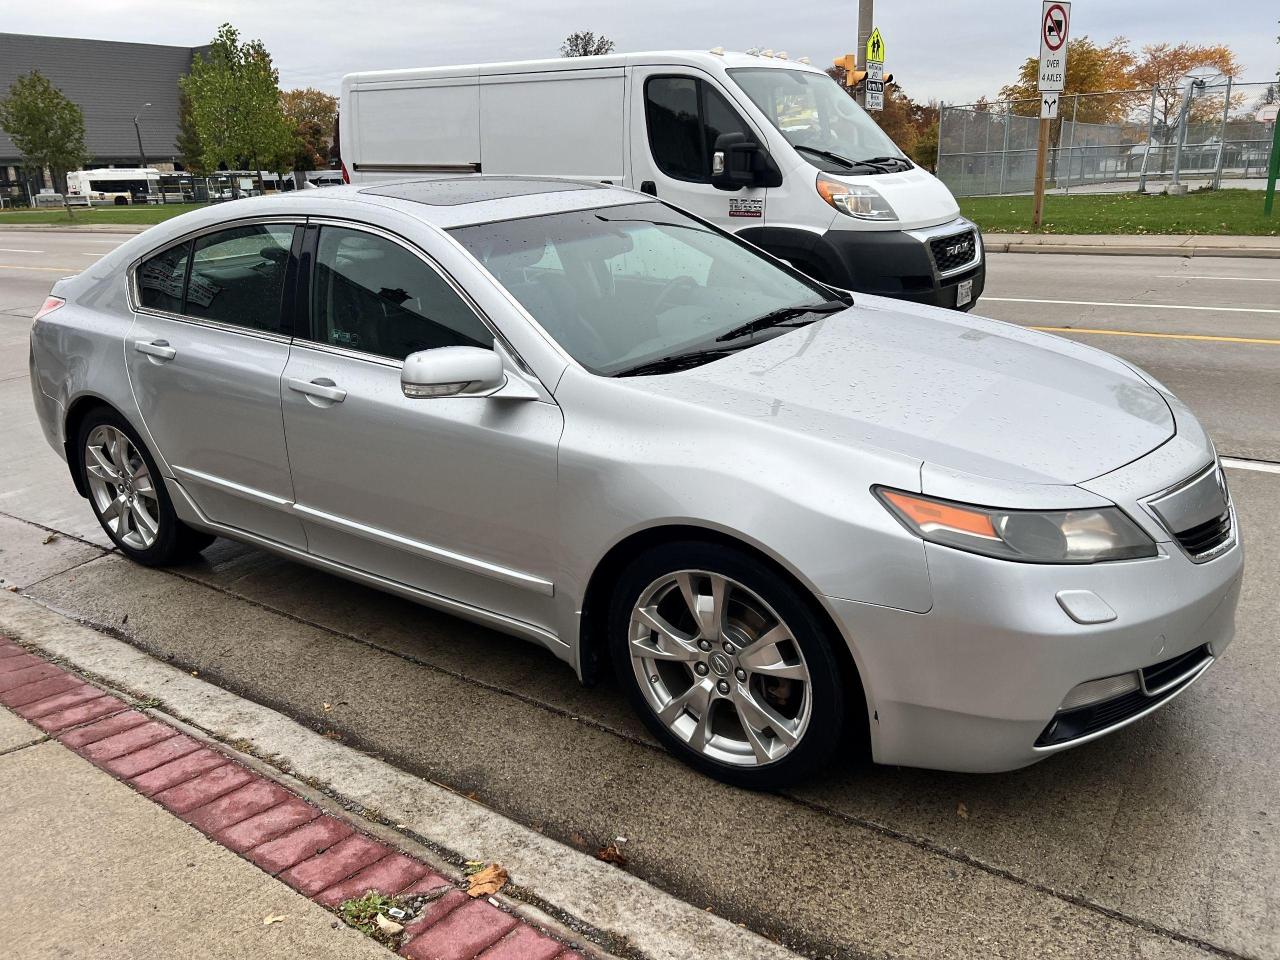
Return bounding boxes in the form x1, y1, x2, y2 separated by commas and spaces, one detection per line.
1032, 326, 1280, 345
0, 264, 79, 272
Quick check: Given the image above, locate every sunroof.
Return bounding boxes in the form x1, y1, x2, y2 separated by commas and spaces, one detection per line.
360, 177, 603, 206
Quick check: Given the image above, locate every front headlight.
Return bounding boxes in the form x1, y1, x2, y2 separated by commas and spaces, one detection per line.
815, 173, 897, 221
875, 487, 1157, 563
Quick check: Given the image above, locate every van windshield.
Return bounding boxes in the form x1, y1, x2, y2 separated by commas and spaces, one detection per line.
728, 68, 909, 174
450, 202, 843, 377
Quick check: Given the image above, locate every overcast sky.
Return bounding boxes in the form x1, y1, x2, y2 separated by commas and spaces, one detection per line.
9, 1, 1280, 105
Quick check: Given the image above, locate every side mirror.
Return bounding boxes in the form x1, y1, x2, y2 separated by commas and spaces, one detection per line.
402, 346, 505, 398
710, 133, 783, 191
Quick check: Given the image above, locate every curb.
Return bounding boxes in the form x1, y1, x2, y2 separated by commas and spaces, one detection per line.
0, 634, 597, 960
0, 223, 151, 234
983, 237, 1280, 259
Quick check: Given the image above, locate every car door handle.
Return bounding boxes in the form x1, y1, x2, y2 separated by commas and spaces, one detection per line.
287, 377, 347, 403
134, 339, 176, 361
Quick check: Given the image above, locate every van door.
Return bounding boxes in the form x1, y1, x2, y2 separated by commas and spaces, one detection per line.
629, 68, 769, 232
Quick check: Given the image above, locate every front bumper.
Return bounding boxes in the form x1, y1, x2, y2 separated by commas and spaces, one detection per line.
827, 533, 1243, 773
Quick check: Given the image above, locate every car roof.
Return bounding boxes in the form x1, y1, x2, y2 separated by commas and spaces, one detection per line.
193, 177, 646, 230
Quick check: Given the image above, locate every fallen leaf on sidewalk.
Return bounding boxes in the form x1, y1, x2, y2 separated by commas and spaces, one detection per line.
323, 702, 332, 712
374, 913, 404, 935
595, 842, 627, 867
466, 863, 508, 898
262, 914, 288, 926
42, 532, 58, 544
957, 802, 969, 819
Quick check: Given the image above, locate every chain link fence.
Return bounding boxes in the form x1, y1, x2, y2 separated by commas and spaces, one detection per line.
937, 81, 1279, 197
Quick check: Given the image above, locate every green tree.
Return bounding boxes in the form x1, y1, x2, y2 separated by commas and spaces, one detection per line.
0, 70, 88, 216
175, 90, 205, 174
180, 23, 294, 194
561, 31, 615, 57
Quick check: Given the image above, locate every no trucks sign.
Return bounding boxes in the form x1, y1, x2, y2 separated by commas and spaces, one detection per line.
1038, 1, 1070, 92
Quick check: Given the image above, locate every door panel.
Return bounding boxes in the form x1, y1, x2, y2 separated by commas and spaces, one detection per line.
280, 343, 563, 628
630, 68, 768, 231
126, 318, 305, 547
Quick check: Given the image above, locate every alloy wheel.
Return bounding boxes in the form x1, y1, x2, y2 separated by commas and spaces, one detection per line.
628, 570, 813, 767
84, 425, 161, 551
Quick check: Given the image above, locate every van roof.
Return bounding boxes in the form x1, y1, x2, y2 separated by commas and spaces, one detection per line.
360, 176, 609, 207
342, 49, 826, 87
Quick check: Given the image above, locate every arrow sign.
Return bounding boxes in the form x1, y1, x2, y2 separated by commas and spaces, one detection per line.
1041, 92, 1059, 119
1038, 0, 1070, 92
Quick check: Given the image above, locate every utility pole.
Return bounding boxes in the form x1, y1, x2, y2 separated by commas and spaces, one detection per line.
133, 102, 152, 170
856, 0, 873, 107
1032, 1, 1070, 229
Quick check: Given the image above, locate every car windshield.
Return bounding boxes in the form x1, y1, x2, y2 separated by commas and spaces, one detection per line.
728, 68, 908, 174
450, 202, 840, 376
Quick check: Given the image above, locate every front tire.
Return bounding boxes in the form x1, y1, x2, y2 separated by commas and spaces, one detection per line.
77, 409, 215, 565
610, 542, 847, 789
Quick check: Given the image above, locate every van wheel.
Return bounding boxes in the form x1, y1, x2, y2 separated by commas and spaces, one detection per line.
77, 409, 215, 566
113, 195, 128, 206
610, 541, 845, 789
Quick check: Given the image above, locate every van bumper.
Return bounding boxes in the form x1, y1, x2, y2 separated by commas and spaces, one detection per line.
746, 218, 986, 311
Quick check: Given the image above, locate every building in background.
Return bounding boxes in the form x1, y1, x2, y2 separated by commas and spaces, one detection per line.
0, 33, 205, 201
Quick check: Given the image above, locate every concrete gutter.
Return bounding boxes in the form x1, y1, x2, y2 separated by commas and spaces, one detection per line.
0, 591, 804, 960
983, 233, 1280, 259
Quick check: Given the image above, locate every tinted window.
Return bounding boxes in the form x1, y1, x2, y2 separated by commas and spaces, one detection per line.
644, 78, 756, 183
310, 227, 492, 360
137, 241, 190, 313
186, 224, 294, 332
452, 202, 829, 376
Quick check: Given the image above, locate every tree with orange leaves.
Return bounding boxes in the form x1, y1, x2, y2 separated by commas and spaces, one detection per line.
1130, 43, 1243, 132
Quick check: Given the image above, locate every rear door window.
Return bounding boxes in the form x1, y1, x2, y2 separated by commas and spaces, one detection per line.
185, 224, 295, 333
137, 241, 191, 314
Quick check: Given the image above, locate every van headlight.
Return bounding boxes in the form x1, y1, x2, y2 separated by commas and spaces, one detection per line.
816, 173, 897, 221
874, 487, 1157, 563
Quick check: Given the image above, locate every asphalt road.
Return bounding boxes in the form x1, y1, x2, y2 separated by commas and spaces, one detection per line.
1, 229, 1278, 960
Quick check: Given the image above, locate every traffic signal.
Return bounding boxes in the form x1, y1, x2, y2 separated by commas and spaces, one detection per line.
833, 53, 866, 88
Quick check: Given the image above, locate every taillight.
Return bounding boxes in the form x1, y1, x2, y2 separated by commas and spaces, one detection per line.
34, 296, 65, 322
341, 161, 350, 184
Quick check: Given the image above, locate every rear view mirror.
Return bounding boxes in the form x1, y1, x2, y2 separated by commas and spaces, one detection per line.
711, 133, 783, 191
402, 346, 505, 398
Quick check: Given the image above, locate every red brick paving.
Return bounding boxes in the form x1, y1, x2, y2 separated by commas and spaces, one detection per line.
30, 694, 128, 733
248, 815, 354, 875
0, 638, 590, 960
217, 796, 319, 853
279, 833, 391, 897
401, 898, 519, 960
314, 853, 431, 907
58, 709, 149, 747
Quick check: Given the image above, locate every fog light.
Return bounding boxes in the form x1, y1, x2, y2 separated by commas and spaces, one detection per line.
1058, 672, 1140, 712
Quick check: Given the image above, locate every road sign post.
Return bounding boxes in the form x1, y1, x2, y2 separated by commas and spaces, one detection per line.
865, 27, 885, 112
1032, 1, 1070, 228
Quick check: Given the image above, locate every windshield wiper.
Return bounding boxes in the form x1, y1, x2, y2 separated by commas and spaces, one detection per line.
715, 299, 848, 343
859, 155, 913, 171
613, 348, 737, 378
792, 144, 882, 173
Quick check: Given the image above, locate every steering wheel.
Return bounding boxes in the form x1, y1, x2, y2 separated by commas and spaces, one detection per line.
653, 275, 700, 314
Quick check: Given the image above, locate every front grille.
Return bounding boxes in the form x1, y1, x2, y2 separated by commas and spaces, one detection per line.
929, 230, 977, 274
1036, 645, 1212, 747
1173, 511, 1232, 558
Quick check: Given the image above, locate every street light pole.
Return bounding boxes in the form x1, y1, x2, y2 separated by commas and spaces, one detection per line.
133, 102, 152, 170
856, 0, 873, 107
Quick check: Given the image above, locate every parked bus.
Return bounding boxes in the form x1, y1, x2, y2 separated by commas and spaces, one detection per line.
66, 168, 161, 206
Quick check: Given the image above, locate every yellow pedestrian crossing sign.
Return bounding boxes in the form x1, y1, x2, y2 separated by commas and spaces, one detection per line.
866, 28, 885, 65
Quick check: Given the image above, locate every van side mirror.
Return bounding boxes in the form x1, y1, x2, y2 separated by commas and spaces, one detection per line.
402, 346, 505, 398
710, 133, 783, 191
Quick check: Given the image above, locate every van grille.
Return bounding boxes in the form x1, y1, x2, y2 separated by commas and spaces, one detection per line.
929, 230, 978, 274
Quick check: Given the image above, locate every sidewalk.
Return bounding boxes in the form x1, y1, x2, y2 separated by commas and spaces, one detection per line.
0, 636, 594, 960
984, 232, 1280, 258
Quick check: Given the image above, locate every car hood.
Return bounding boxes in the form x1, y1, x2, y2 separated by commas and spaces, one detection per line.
626, 298, 1174, 486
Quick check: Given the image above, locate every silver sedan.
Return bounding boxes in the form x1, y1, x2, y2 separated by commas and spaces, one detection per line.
28, 178, 1243, 787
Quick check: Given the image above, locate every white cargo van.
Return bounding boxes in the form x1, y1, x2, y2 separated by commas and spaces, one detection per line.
340, 50, 984, 309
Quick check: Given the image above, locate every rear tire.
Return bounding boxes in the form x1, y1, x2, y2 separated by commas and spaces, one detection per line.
609, 541, 846, 789
76, 408, 215, 566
